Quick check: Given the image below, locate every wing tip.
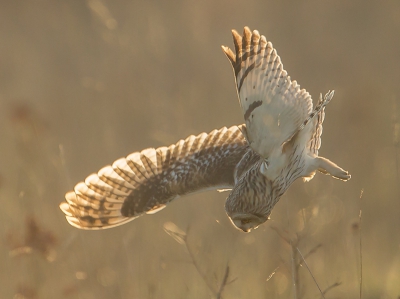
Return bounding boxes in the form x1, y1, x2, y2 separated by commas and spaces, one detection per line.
60, 188, 134, 230
221, 45, 236, 64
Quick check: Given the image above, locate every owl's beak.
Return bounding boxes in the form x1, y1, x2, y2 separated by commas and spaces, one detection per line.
229, 213, 268, 233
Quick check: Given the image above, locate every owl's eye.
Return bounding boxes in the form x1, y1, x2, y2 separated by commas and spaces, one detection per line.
241, 219, 252, 225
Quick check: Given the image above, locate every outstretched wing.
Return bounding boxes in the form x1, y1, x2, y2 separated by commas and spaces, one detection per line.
60, 126, 248, 230
222, 27, 313, 159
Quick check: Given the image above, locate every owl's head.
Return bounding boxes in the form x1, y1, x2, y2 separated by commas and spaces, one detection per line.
225, 165, 273, 233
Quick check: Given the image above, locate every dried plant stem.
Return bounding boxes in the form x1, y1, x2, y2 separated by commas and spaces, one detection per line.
302, 244, 322, 261
184, 234, 217, 297
295, 247, 325, 299
396, 147, 400, 200
216, 266, 230, 299
359, 189, 364, 299
271, 226, 335, 299
392, 98, 400, 201
184, 231, 231, 299
291, 244, 299, 299
321, 282, 342, 296
270, 226, 299, 298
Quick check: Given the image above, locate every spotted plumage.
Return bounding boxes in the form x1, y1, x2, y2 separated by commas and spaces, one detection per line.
60, 27, 350, 232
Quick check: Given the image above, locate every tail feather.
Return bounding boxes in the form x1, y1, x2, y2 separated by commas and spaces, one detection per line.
299, 91, 334, 131
307, 94, 326, 156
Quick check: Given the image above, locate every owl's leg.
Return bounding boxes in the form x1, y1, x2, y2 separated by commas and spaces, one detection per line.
315, 156, 351, 181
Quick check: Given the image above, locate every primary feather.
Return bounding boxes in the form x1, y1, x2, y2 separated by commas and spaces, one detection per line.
60, 126, 249, 229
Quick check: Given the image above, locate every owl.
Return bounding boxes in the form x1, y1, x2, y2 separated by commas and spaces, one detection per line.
60, 27, 350, 233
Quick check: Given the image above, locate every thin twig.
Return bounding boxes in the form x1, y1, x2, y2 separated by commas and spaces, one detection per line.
392, 97, 400, 201
359, 189, 364, 299
216, 265, 230, 299
270, 226, 292, 244
271, 226, 299, 298
321, 282, 342, 296
295, 247, 325, 299
283, 195, 299, 299
302, 244, 322, 262
291, 245, 299, 299
395, 145, 400, 200
164, 224, 234, 298
184, 233, 217, 297
178, 228, 234, 299
266, 266, 280, 282
227, 277, 238, 285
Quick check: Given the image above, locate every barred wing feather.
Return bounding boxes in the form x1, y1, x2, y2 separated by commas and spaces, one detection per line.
60, 126, 248, 229
222, 27, 313, 159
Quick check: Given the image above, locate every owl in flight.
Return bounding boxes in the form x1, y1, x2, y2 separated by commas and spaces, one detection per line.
60, 27, 350, 232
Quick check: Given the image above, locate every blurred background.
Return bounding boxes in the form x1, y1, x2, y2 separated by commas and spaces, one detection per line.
0, 0, 399, 298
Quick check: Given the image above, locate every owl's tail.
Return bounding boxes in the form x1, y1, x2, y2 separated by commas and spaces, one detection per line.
300, 90, 334, 131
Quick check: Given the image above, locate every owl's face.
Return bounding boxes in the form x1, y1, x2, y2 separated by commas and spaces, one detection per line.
225, 158, 274, 232
228, 212, 269, 233
225, 176, 272, 232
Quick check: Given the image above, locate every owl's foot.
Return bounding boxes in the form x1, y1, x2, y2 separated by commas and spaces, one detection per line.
316, 156, 351, 181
